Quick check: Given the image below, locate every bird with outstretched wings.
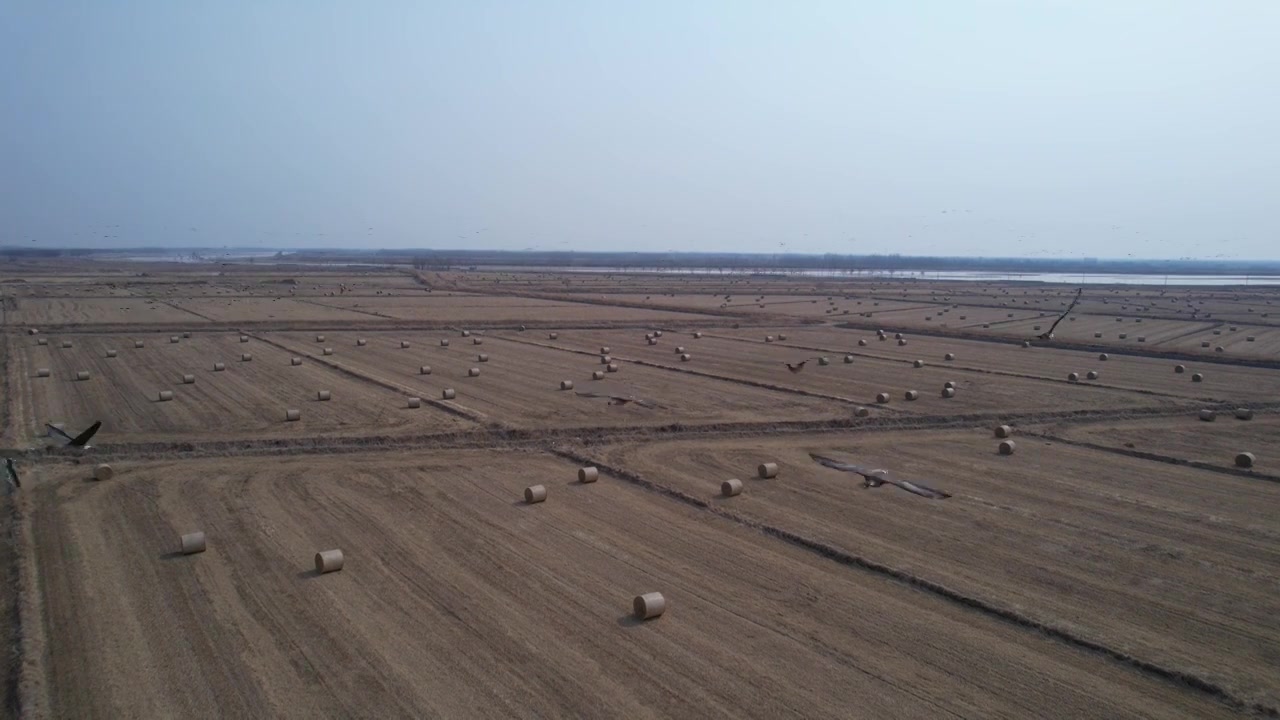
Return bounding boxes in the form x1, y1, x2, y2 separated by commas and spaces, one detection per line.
1035, 288, 1083, 340
46, 421, 101, 448
784, 357, 823, 373
574, 391, 663, 409
809, 453, 951, 499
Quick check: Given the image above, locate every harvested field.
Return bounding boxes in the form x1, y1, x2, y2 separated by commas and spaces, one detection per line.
3, 262, 1280, 719
540, 329, 1178, 413
712, 326, 1280, 402
306, 294, 722, 324
269, 331, 850, 428
17, 450, 1237, 719
590, 429, 1280, 710
8, 333, 471, 443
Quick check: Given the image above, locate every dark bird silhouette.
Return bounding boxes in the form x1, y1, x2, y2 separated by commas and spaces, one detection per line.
574, 391, 662, 409
1035, 288, 1083, 340
785, 357, 822, 373
809, 453, 951, 499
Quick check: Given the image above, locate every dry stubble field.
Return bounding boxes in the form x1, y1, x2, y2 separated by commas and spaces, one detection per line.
2, 260, 1279, 719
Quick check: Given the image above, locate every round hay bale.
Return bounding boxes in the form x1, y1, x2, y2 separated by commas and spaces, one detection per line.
182, 374, 195, 384
1086, 370, 1098, 380
416, 365, 432, 376
180, 532, 206, 555
1094, 333, 1103, 338
291, 357, 302, 366
105, 350, 117, 358
94, 463, 114, 481
721, 479, 743, 497
855, 406, 870, 417
27, 329, 37, 336
600, 346, 611, 354
519, 483, 549, 505
1235, 452, 1256, 468
895, 338, 907, 347
844, 355, 854, 363
1201, 341, 1211, 348
461, 330, 471, 337
36, 367, 52, 378
1033, 325, 1041, 331
1247, 336, 1256, 342
674, 346, 685, 354
757, 462, 779, 478
477, 353, 489, 362
322, 348, 333, 356
239, 335, 249, 343
693, 332, 703, 339
170, 335, 180, 343
75, 370, 90, 381
858, 339, 868, 346
894, 333, 903, 340
633, 592, 666, 620
1067, 372, 1079, 383
560, 380, 574, 390
1192, 373, 1204, 382
1096, 353, 1108, 361
548, 332, 559, 340
134, 340, 145, 348
818, 357, 830, 366
357, 339, 368, 346
680, 353, 692, 361
606, 363, 619, 373
944, 353, 955, 361
904, 390, 919, 401
315, 335, 326, 342
998, 440, 1016, 455
765, 335, 775, 343
876, 392, 890, 404
467, 367, 480, 377
473, 337, 483, 345
61, 340, 72, 348
994, 424, 1012, 438
158, 390, 174, 401
655, 330, 663, 337
314, 549, 344, 574
442, 388, 456, 399
1021, 341, 1031, 348
941, 387, 956, 398
1213, 329, 1221, 335
1174, 364, 1185, 373
600, 355, 611, 364
1118, 334, 1128, 339
578, 466, 599, 483
286, 409, 301, 421
879, 335, 887, 341
241, 353, 252, 362
943, 381, 956, 389
1215, 346, 1224, 353
1235, 408, 1253, 420
1198, 409, 1216, 421
399, 340, 411, 348
317, 390, 331, 401
913, 360, 924, 368
407, 397, 421, 408
647, 337, 658, 345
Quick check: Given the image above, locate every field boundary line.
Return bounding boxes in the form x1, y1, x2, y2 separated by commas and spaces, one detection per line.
1022, 430, 1280, 484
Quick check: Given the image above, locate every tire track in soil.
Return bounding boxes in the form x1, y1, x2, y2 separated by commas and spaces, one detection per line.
546, 447, 1280, 719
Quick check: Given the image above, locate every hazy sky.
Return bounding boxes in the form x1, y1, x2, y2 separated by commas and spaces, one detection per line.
3, 1, 1277, 259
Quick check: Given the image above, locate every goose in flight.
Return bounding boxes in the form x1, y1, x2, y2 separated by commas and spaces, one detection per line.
809, 453, 951, 499
784, 357, 823, 373
574, 391, 663, 409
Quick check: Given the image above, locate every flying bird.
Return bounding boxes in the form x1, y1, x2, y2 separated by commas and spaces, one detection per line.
785, 357, 822, 373
45, 421, 101, 450
574, 391, 662, 409
809, 453, 951, 499
1034, 288, 1083, 341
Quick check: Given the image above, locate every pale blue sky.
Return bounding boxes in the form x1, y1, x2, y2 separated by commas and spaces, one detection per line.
3, 1, 1277, 258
